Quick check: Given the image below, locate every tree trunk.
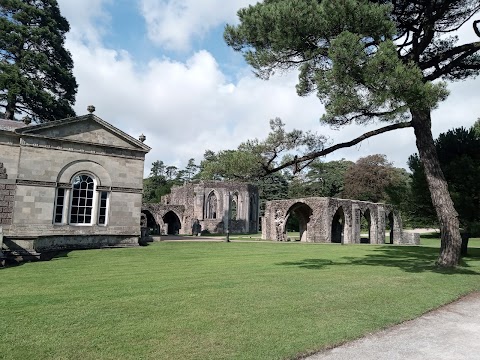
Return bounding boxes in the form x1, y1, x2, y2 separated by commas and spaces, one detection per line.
411, 109, 461, 267
5, 95, 16, 120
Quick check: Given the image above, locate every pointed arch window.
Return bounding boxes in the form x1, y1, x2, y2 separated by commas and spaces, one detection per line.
231, 193, 238, 220
206, 191, 217, 219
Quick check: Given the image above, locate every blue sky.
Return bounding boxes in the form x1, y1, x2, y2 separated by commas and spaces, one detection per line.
56, 0, 480, 176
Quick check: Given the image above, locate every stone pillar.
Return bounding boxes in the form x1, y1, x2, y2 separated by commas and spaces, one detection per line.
369, 208, 379, 244
392, 213, 403, 244
350, 204, 361, 244
261, 216, 267, 240
377, 206, 386, 244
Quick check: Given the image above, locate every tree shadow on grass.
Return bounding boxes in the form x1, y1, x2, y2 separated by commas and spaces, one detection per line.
276, 246, 480, 275
1, 249, 72, 269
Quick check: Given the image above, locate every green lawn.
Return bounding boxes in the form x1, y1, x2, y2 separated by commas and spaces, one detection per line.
1, 240, 479, 360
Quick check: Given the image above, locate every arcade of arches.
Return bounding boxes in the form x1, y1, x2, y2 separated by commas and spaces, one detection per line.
262, 197, 414, 244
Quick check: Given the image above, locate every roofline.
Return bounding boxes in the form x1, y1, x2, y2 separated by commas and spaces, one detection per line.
15, 114, 151, 152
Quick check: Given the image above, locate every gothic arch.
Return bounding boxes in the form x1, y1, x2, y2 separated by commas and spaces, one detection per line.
231, 192, 239, 220
331, 206, 345, 243
141, 209, 160, 234
385, 209, 402, 244
361, 208, 372, 243
163, 210, 182, 235
206, 190, 219, 219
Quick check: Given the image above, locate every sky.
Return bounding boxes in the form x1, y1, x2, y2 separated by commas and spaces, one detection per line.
56, 0, 480, 176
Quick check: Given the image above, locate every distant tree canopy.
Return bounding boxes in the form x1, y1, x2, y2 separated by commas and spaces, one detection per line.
197, 118, 327, 181
343, 154, 409, 204
287, 159, 353, 199
143, 158, 199, 203
0, 0, 77, 122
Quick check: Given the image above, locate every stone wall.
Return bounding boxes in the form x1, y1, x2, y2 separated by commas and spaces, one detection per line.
0, 183, 15, 226
0, 162, 7, 179
17, 146, 144, 190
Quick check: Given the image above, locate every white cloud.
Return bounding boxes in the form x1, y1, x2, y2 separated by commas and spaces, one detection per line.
140, 0, 255, 51
67, 37, 325, 173
57, 0, 112, 45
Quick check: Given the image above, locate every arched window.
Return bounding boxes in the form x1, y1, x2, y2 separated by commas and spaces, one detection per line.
53, 172, 110, 226
231, 193, 238, 220
206, 191, 217, 219
70, 174, 95, 224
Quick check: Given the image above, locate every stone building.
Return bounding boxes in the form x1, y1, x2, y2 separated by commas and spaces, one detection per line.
0, 110, 150, 257
142, 181, 259, 235
262, 197, 414, 244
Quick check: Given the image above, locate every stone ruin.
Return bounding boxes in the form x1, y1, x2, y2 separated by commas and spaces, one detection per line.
142, 180, 260, 235
262, 197, 416, 244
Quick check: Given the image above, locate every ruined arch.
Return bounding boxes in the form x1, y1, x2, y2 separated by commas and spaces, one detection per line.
163, 210, 182, 235
331, 206, 345, 243
141, 209, 160, 235
285, 202, 313, 242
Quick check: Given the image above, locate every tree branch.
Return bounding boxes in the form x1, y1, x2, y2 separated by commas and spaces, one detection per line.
424, 48, 479, 81
474, 20, 480, 38
263, 121, 413, 175
420, 41, 480, 71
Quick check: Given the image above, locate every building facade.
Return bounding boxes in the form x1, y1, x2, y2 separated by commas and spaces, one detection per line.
0, 112, 150, 257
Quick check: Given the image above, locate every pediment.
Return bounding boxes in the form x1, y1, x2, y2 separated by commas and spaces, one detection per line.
16, 114, 150, 152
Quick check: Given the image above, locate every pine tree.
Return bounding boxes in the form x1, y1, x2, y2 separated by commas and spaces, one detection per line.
0, 0, 77, 122
225, 0, 480, 267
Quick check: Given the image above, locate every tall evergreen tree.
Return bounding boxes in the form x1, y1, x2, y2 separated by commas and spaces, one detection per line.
225, 0, 480, 267
409, 125, 480, 238
0, 0, 77, 122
